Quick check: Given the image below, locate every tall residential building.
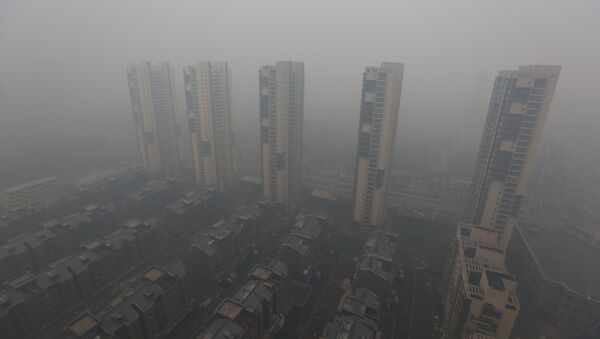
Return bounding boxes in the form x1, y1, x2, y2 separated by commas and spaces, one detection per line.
184, 62, 234, 191
1, 176, 65, 211
441, 65, 561, 339
259, 61, 304, 209
352, 63, 404, 226
440, 223, 519, 339
127, 62, 180, 177
463, 65, 560, 248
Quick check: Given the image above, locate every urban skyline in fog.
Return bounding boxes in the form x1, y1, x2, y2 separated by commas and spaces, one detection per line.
0, 1, 599, 339
1, 1, 599, 190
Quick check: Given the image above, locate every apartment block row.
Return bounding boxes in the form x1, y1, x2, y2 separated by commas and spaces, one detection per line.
0, 167, 148, 247
123, 178, 181, 217
164, 190, 221, 234
199, 259, 290, 339
279, 210, 331, 282
0, 218, 159, 338
321, 288, 384, 339
196, 210, 331, 339
74, 166, 147, 205
1, 176, 66, 212
0, 167, 145, 232
0, 177, 181, 285
0, 202, 117, 282
64, 262, 189, 339
212, 279, 280, 339
354, 227, 400, 300
189, 202, 272, 282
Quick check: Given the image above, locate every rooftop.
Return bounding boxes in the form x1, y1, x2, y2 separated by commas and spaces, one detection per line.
67, 314, 100, 337
322, 316, 375, 339
282, 234, 309, 255
6, 271, 36, 289
100, 281, 164, 334
197, 318, 244, 339
216, 280, 275, 320
524, 227, 600, 300
362, 233, 396, 263
44, 255, 88, 283
191, 225, 235, 256
143, 267, 166, 282
486, 271, 509, 292
249, 259, 288, 282
216, 300, 243, 320
339, 288, 380, 319
167, 190, 212, 215
456, 224, 517, 304
357, 256, 390, 281
249, 266, 272, 281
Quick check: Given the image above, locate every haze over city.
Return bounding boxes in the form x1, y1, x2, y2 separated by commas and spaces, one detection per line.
0, 1, 599, 339
2, 1, 599, 185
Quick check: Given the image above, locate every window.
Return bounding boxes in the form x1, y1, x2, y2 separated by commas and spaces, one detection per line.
276, 152, 285, 169
533, 78, 547, 88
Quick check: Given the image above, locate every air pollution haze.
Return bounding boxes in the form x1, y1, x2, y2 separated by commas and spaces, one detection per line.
1, 1, 600, 339
1, 0, 598, 187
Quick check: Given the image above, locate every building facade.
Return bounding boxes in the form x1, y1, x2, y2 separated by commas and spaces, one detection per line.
353, 62, 404, 226
127, 62, 180, 177
184, 62, 234, 191
440, 223, 520, 339
1, 176, 65, 211
259, 61, 304, 209
462, 65, 561, 249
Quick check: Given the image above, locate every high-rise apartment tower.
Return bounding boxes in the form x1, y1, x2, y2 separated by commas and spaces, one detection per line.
184, 62, 234, 191
259, 61, 304, 209
463, 65, 560, 249
127, 62, 180, 177
352, 63, 404, 226
441, 65, 560, 339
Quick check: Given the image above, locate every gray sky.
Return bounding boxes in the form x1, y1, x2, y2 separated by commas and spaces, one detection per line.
1, 0, 599, 183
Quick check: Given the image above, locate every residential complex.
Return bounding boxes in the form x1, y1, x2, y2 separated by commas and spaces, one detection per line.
3, 59, 588, 339
127, 62, 180, 177
462, 65, 561, 249
1, 176, 65, 211
259, 61, 305, 209
352, 62, 404, 226
64, 262, 188, 339
184, 62, 234, 191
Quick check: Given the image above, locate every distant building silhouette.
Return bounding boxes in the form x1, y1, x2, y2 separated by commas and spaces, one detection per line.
462, 65, 561, 249
127, 62, 180, 177
1, 176, 65, 211
259, 61, 304, 209
352, 63, 404, 226
184, 62, 234, 192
